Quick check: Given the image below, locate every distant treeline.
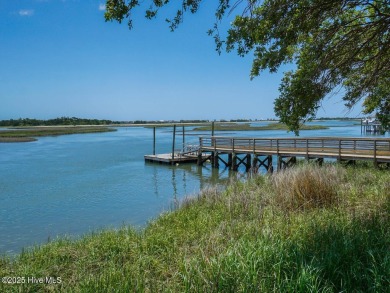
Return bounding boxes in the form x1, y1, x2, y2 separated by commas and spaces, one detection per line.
130, 119, 264, 124
0, 117, 360, 127
0, 117, 114, 127
0, 118, 259, 127
131, 119, 211, 124
221, 119, 256, 122
315, 117, 361, 120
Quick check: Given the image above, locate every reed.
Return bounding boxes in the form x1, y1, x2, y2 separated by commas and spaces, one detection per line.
270, 164, 344, 211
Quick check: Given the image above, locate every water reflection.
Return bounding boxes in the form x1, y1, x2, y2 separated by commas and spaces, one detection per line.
146, 161, 241, 200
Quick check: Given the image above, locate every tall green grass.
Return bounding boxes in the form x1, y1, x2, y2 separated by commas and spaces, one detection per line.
1, 163, 389, 292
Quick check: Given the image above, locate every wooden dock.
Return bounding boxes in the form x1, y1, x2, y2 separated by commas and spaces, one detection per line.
145, 123, 207, 165
196, 136, 390, 172
361, 119, 388, 134
144, 153, 203, 164
144, 124, 390, 172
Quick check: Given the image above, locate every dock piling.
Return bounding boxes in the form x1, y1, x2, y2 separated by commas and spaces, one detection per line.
182, 125, 185, 150
172, 124, 176, 160
153, 127, 156, 155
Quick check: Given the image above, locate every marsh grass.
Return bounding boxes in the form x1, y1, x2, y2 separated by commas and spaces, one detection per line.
271, 164, 344, 211
0, 163, 388, 292
0, 126, 116, 142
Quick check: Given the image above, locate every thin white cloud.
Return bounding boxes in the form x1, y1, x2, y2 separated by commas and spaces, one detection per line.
98, 3, 106, 11
19, 9, 34, 16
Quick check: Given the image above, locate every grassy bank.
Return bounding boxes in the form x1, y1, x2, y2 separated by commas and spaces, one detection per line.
0, 126, 116, 143
0, 163, 389, 292
193, 122, 328, 131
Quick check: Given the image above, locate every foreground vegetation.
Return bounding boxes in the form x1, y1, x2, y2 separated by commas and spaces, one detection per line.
0, 163, 388, 292
193, 122, 328, 131
0, 127, 116, 143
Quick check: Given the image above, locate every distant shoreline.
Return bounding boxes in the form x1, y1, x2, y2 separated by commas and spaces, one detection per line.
0, 126, 116, 143
0, 137, 37, 143
193, 122, 329, 131
0, 119, 362, 142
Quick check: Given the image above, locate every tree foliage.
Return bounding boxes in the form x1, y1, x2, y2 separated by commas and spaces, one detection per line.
105, 0, 390, 133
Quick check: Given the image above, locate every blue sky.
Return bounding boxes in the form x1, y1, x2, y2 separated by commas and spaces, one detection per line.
0, 0, 363, 121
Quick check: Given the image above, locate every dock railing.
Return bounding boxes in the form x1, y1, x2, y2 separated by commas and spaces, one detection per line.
178, 143, 200, 156
199, 136, 390, 163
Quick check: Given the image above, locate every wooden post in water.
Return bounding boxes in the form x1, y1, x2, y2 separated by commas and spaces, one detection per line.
211, 126, 215, 167
267, 155, 274, 174
212, 137, 218, 168
252, 155, 258, 173
182, 125, 185, 150
232, 153, 238, 171
228, 153, 233, 168
197, 137, 203, 166
213, 152, 219, 168
246, 154, 251, 172
172, 124, 176, 160
153, 127, 156, 155
277, 156, 282, 171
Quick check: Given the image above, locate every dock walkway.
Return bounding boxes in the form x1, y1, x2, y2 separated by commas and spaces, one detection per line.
197, 136, 390, 172
145, 136, 390, 172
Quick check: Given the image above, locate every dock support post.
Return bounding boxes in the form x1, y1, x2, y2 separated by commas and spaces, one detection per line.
232, 153, 238, 171
246, 154, 251, 172
213, 152, 219, 168
182, 125, 185, 150
197, 137, 203, 166
277, 156, 296, 171
197, 152, 203, 166
172, 124, 176, 160
268, 156, 273, 174
277, 156, 282, 171
211, 121, 215, 137
252, 155, 258, 173
153, 127, 156, 155
289, 156, 297, 167
211, 136, 216, 168
228, 153, 233, 168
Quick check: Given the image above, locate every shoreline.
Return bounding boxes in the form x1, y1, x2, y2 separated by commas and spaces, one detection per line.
193, 122, 329, 131
0, 126, 116, 143
0, 137, 37, 143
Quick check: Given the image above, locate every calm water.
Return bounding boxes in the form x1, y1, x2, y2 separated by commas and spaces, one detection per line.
0, 121, 388, 254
